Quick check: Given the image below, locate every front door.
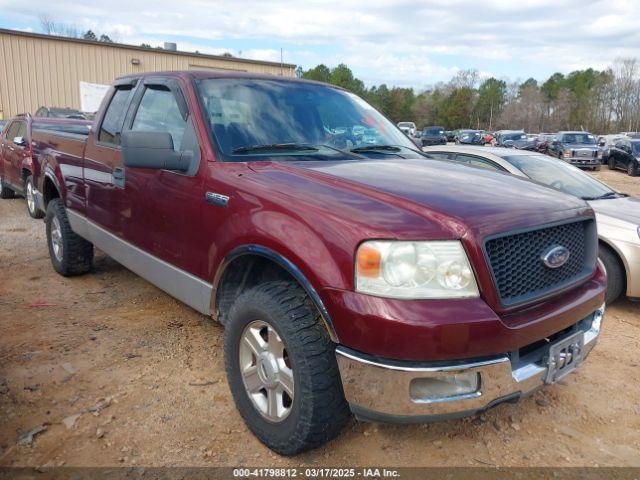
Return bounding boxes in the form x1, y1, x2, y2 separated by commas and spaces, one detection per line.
120, 77, 206, 278
3, 120, 28, 188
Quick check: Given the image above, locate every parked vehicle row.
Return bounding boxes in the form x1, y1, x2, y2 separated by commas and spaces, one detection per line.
0, 71, 609, 455
0, 114, 91, 217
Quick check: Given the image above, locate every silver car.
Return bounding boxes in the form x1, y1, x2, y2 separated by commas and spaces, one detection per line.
423, 145, 640, 304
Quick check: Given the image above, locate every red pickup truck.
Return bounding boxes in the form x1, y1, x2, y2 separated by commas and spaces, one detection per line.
0, 114, 91, 218
33, 71, 606, 454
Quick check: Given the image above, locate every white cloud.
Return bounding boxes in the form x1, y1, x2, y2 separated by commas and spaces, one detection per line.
3, 0, 639, 87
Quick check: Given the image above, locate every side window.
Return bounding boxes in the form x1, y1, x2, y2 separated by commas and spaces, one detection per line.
99, 87, 132, 146
4, 122, 18, 140
131, 87, 187, 151
453, 154, 500, 171
425, 152, 454, 160
15, 122, 27, 140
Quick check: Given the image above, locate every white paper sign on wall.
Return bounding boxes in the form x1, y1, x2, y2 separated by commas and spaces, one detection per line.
80, 81, 110, 113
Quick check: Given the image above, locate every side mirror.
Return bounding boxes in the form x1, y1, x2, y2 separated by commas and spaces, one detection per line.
121, 131, 190, 172
13, 136, 25, 146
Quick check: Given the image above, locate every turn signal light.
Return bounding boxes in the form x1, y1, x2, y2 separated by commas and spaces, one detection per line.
356, 244, 381, 278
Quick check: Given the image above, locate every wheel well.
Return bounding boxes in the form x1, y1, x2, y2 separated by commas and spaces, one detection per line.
42, 176, 59, 207
599, 240, 627, 288
215, 255, 300, 325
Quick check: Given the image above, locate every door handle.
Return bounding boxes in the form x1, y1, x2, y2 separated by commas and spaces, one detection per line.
112, 167, 125, 189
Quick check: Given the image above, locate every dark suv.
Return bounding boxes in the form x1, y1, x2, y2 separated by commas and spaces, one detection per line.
607, 138, 640, 176
420, 126, 447, 146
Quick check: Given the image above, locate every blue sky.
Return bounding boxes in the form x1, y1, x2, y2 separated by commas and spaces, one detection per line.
1, 0, 638, 90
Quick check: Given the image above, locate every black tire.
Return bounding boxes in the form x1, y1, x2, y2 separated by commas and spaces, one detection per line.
224, 280, 350, 455
45, 198, 93, 276
0, 178, 15, 199
25, 175, 44, 219
607, 157, 616, 170
627, 161, 638, 177
599, 246, 625, 304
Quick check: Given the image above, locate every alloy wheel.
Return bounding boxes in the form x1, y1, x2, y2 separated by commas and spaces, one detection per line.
26, 180, 35, 214
50, 216, 64, 262
239, 320, 294, 422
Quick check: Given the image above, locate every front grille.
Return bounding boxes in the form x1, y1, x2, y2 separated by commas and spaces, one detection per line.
484, 219, 595, 307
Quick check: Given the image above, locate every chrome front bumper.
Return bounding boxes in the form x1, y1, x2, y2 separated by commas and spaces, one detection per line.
336, 305, 604, 423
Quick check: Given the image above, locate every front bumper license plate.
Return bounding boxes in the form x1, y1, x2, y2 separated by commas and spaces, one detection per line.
544, 331, 584, 384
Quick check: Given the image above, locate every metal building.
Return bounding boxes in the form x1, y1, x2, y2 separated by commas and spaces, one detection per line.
0, 28, 296, 119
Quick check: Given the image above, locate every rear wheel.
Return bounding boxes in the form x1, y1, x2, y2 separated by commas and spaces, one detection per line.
0, 177, 15, 199
25, 175, 44, 219
599, 246, 625, 304
45, 199, 93, 276
224, 280, 350, 455
627, 161, 638, 177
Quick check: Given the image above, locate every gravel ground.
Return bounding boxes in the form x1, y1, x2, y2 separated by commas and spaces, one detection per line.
0, 167, 638, 467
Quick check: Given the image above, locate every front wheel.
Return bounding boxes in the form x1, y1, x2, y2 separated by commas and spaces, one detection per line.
25, 175, 44, 219
224, 281, 351, 455
628, 161, 638, 177
45, 199, 94, 276
607, 157, 616, 170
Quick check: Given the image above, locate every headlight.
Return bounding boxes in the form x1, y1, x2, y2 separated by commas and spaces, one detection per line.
355, 240, 479, 299
563, 149, 572, 158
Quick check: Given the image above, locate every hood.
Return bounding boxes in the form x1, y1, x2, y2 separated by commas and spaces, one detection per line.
250, 158, 588, 236
589, 196, 640, 224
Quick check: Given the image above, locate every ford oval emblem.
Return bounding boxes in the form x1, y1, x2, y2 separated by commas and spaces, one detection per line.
541, 245, 570, 269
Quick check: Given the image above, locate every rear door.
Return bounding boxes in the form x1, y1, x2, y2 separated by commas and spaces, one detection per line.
83, 80, 136, 235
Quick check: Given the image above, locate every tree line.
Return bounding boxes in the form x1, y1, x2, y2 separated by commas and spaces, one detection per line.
299, 59, 640, 134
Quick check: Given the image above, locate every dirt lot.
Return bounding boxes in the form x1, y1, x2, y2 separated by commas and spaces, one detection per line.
0, 168, 639, 468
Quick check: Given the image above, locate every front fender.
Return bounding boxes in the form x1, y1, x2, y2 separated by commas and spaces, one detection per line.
211, 244, 339, 341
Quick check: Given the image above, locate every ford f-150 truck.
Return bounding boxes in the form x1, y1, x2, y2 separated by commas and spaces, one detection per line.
0, 114, 91, 218
34, 71, 606, 455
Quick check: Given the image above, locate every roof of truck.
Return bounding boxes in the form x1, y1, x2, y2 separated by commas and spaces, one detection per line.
115, 70, 334, 88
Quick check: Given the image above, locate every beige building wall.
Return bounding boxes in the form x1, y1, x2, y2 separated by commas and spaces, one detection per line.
0, 29, 296, 119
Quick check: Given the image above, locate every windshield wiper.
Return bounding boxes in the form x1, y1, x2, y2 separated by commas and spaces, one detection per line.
581, 191, 624, 201
350, 144, 402, 153
232, 143, 320, 154
350, 144, 427, 157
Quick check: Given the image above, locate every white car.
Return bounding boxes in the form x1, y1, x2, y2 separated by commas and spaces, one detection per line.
397, 122, 416, 137
423, 145, 640, 304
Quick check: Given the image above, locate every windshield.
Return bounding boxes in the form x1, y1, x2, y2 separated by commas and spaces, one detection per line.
632, 141, 640, 154
198, 79, 418, 159
424, 127, 444, 135
561, 133, 596, 145
501, 154, 615, 199
397, 122, 415, 128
